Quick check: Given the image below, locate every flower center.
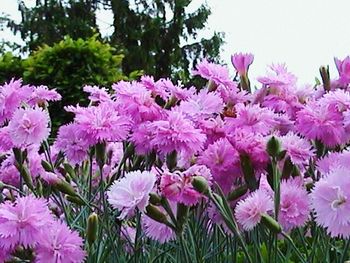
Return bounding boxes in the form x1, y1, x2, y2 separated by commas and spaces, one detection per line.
331, 187, 347, 210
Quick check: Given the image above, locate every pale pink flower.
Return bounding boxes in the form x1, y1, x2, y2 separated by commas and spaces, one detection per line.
130, 121, 154, 155
0, 196, 53, 249
316, 150, 350, 175
157, 78, 195, 101
334, 56, 350, 86
0, 126, 14, 151
150, 111, 206, 157
83, 85, 111, 103
231, 52, 254, 75
279, 179, 310, 230
28, 85, 61, 106
8, 107, 50, 147
197, 116, 226, 146
258, 63, 297, 88
311, 167, 350, 238
235, 189, 273, 231
107, 170, 157, 219
35, 221, 86, 263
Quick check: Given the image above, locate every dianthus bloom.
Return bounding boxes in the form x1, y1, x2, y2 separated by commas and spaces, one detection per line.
142, 206, 176, 243
231, 52, 254, 75
0, 196, 53, 249
55, 123, 89, 164
130, 121, 154, 155
311, 167, 350, 238
0, 79, 32, 124
192, 59, 233, 87
150, 111, 206, 157
235, 189, 273, 231
83, 85, 111, 103
8, 107, 50, 147
257, 63, 297, 88
280, 132, 315, 168
67, 103, 132, 145
35, 221, 85, 263
296, 102, 347, 147
279, 179, 310, 230
28, 85, 61, 106
334, 56, 350, 86
316, 150, 350, 174
107, 170, 157, 219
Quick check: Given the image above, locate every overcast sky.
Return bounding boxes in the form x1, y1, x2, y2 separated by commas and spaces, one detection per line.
1, 0, 350, 85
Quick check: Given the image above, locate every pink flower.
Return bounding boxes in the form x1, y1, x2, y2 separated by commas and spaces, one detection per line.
107, 170, 157, 219
235, 189, 273, 231
296, 102, 347, 147
0, 155, 20, 186
28, 85, 61, 106
83, 85, 111, 103
225, 103, 278, 135
258, 63, 297, 88
157, 78, 195, 101
150, 111, 206, 157
0, 196, 53, 249
311, 167, 350, 238
192, 59, 233, 87
334, 56, 350, 86
130, 121, 154, 155
197, 116, 226, 146
198, 138, 240, 193
142, 204, 176, 243
141, 76, 169, 100
35, 221, 85, 263
8, 107, 50, 147
231, 53, 254, 75
279, 179, 310, 230
0, 126, 14, 151
55, 123, 89, 164
280, 132, 315, 168
67, 103, 132, 145
216, 83, 251, 105
316, 150, 350, 175
0, 79, 32, 124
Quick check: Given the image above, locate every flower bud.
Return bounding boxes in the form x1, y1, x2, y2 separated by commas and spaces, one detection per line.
192, 176, 210, 196
41, 160, 54, 172
66, 195, 85, 206
319, 65, 330, 92
20, 165, 34, 191
227, 185, 248, 201
63, 163, 76, 180
207, 79, 218, 92
86, 212, 98, 246
166, 151, 177, 171
149, 192, 162, 206
240, 154, 258, 191
261, 213, 282, 234
95, 142, 106, 168
145, 204, 168, 224
267, 136, 281, 157
54, 180, 78, 197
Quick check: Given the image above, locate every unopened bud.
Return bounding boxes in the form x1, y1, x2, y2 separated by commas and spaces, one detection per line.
166, 151, 177, 171
54, 180, 78, 197
261, 214, 282, 234
86, 212, 98, 245
267, 136, 281, 157
20, 165, 34, 191
227, 185, 248, 201
192, 176, 210, 196
41, 160, 54, 172
63, 163, 76, 180
149, 192, 162, 205
95, 142, 106, 168
207, 79, 218, 92
240, 154, 258, 191
145, 205, 168, 224
319, 65, 330, 92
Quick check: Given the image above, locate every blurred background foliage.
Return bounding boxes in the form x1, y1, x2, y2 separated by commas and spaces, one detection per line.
0, 0, 224, 124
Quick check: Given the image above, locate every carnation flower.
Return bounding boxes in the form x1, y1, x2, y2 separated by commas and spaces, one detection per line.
130, 121, 154, 155
8, 107, 50, 147
142, 205, 176, 243
334, 56, 350, 86
225, 103, 278, 135
150, 111, 206, 157
279, 179, 310, 230
0, 79, 32, 124
35, 221, 85, 263
0, 155, 20, 186
141, 75, 169, 100
231, 52, 254, 75
198, 138, 240, 193
107, 170, 157, 219
157, 78, 195, 101
83, 85, 111, 103
0, 126, 14, 152
280, 132, 315, 168
196, 116, 226, 146
316, 150, 350, 175
67, 103, 132, 145
235, 189, 273, 231
28, 85, 61, 106
311, 167, 350, 238
55, 123, 89, 164
0, 195, 53, 249
192, 59, 233, 87
257, 63, 297, 88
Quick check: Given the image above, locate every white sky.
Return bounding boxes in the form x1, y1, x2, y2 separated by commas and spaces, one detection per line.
1, 0, 350, 85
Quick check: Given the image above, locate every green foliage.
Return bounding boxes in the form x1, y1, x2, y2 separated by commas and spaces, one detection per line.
22, 35, 137, 129
0, 52, 24, 84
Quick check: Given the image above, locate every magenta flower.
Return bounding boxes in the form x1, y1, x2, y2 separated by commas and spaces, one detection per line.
192, 59, 233, 87
334, 56, 350, 85
311, 167, 350, 238
279, 179, 310, 230
141, 76, 169, 100
130, 121, 154, 155
258, 63, 297, 88
280, 132, 315, 168
55, 123, 89, 164
235, 189, 273, 231
8, 107, 50, 147
35, 221, 86, 263
197, 116, 226, 146
150, 111, 206, 157
157, 78, 195, 101
107, 170, 157, 219
231, 52, 254, 75
83, 85, 111, 103
28, 85, 61, 106
67, 103, 132, 145
0, 79, 32, 124
0, 196, 53, 249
